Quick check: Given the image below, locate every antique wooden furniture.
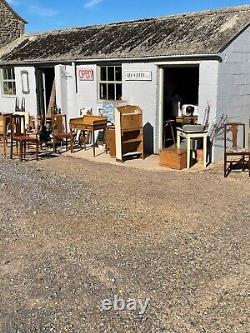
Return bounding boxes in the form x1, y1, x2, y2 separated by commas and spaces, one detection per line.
163, 119, 176, 148
69, 115, 107, 157
10, 114, 39, 161
0, 113, 12, 157
160, 147, 187, 170
51, 114, 71, 153
105, 126, 116, 157
176, 127, 208, 168
176, 115, 198, 125
224, 122, 250, 177
115, 105, 144, 162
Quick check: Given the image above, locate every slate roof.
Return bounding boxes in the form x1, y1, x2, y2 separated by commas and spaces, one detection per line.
1, 5, 250, 64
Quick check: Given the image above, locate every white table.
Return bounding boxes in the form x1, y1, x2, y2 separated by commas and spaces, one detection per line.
176, 127, 208, 168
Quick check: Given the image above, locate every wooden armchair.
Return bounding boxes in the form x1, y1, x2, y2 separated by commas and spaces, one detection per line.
10, 114, 39, 161
51, 114, 71, 153
224, 122, 250, 177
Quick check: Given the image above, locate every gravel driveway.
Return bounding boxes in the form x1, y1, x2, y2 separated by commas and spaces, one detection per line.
0, 156, 249, 333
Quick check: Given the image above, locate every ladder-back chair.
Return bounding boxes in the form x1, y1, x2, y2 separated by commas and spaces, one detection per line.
10, 114, 39, 161
224, 122, 250, 177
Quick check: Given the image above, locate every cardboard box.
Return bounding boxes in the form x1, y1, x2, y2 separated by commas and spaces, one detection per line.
160, 148, 187, 170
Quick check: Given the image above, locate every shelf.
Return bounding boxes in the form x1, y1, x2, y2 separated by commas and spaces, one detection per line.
121, 128, 142, 132
122, 151, 143, 157
122, 138, 142, 144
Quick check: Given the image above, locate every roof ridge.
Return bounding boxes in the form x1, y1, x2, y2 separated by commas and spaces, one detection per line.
24, 4, 250, 36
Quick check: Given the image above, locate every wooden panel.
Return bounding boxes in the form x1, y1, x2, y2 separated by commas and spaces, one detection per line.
121, 114, 142, 130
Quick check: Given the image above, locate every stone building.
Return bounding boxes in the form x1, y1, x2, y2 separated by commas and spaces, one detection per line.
0, 0, 26, 48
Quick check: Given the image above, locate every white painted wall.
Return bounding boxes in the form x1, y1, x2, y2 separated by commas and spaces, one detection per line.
216, 25, 250, 161
0, 66, 37, 116
122, 62, 158, 153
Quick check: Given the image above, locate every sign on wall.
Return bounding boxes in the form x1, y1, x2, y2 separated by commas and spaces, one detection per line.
78, 68, 94, 81
125, 71, 152, 81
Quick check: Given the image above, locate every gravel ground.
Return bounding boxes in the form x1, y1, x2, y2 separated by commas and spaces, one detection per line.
0, 155, 249, 333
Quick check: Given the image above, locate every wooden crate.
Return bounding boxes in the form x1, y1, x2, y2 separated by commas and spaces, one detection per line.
160, 148, 187, 170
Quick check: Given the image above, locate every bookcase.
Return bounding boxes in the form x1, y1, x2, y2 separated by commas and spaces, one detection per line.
115, 105, 144, 162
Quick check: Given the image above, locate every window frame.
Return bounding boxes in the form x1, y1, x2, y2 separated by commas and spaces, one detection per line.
1, 67, 16, 96
99, 65, 122, 101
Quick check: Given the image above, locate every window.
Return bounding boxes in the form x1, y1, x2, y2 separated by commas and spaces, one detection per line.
99, 65, 122, 100
2, 67, 16, 95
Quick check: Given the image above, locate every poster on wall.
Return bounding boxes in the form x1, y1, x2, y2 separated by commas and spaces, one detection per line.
78, 68, 94, 81
99, 101, 116, 124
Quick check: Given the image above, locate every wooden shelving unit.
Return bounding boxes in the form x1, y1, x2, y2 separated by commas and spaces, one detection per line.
115, 105, 144, 162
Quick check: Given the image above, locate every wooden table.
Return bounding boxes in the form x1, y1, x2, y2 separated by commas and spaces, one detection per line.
176, 127, 208, 169
69, 115, 107, 157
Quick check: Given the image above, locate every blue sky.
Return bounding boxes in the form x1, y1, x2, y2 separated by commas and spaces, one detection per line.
7, 0, 250, 32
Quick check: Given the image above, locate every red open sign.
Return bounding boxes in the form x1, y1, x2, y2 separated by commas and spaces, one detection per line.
78, 68, 94, 81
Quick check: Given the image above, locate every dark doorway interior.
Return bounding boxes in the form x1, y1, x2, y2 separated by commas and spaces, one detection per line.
163, 66, 199, 147
36, 67, 55, 118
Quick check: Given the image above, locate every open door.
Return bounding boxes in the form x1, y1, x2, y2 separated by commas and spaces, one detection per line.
35, 67, 55, 117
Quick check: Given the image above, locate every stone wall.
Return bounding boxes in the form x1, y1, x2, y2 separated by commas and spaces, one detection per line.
0, 0, 25, 48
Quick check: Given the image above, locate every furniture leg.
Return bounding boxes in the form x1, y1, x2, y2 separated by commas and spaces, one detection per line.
70, 130, 73, 153
36, 140, 39, 161
24, 141, 26, 159
170, 123, 176, 146
92, 130, 95, 157
187, 137, 191, 168
20, 142, 23, 161
224, 154, 227, 177
3, 136, 6, 158
53, 138, 56, 153
203, 135, 207, 168
10, 138, 13, 159
177, 132, 181, 148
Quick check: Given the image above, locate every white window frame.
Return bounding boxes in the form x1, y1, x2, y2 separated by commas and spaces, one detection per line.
1, 67, 16, 96
99, 65, 122, 101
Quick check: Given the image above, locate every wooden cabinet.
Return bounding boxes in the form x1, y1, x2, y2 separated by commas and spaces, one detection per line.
115, 105, 144, 162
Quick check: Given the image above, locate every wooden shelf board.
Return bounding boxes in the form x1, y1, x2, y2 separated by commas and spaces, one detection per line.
122, 151, 143, 157
122, 138, 142, 144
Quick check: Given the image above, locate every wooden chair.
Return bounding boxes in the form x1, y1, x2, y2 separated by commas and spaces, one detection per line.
51, 114, 71, 153
0, 113, 12, 157
10, 114, 39, 161
224, 122, 250, 177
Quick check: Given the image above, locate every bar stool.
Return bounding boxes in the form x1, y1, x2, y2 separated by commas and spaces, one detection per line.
163, 119, 176, 148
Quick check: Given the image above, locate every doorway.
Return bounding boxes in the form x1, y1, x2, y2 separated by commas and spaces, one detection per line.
161, 65, 199, 147
35, 67, 55, 118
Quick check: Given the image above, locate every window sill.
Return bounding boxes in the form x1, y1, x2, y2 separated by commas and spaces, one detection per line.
1, 94, 17, 98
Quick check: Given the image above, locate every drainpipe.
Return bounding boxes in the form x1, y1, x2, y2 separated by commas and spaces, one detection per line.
72, 61, 78, 94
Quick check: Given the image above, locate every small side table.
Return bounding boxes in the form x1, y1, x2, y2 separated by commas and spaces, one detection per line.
176, 127, 208, 168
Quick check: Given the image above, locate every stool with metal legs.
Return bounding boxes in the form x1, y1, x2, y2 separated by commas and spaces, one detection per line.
163, 119, 176, 148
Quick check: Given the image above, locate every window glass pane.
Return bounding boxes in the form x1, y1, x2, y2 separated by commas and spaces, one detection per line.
115, 66, 122, 81
108, 67, 114, 81
11, 68, 15, 80
3, 81, 16, 95
116, 83, 122, 100
3, 68, 8, 80
100, 83, 107, 100
100, 67, 106, 81
107, 84, 115, 100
